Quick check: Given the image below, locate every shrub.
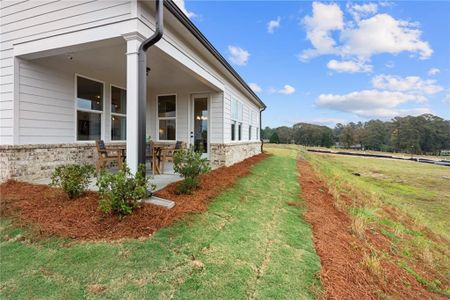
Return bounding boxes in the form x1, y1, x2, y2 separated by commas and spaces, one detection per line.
173, 147, 210, 194
50, 164, 95, 199
97, 164, 153, 217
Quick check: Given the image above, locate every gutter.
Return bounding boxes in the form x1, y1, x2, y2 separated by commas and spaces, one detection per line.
164, 0, 266, 110
138, 0, 164, 171
260, 106, 266, 153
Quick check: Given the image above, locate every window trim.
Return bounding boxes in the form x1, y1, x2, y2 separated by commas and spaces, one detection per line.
74, 74, 105, 142
156, 93, 177, 142
110, 84, 127, 142
230, 98, 245, 142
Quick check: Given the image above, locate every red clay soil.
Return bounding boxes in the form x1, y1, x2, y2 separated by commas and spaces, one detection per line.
297, 159, 446, 300
0, 153, 268, 241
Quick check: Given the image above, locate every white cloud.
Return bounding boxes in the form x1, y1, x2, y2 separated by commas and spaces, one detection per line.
278, 85, 296, 95
300, 2, 433, 64
267, 17, 281, 33
300, 2, 344, 60
228, 46, 250, 66
316, 89, 428, 118
310, 117, 348, 126
327, 59, 373, 73
249, 83, 262, 93
340, 14, 432, 60
173, 0, 196, 18
372, 74, 443, 94
427, 68, 440, 76
347, 3, 378, 21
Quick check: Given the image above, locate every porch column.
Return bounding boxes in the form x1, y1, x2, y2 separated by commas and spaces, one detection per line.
124, 33, 145, 174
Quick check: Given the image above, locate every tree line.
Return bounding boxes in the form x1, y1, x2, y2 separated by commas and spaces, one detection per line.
262, 114, 450, 155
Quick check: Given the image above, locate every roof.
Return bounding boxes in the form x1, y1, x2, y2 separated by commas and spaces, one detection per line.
164, 0, 266, 109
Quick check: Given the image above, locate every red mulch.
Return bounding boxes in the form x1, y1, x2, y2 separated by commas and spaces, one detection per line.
297, 159, 446, 300
0, 153, 268, 241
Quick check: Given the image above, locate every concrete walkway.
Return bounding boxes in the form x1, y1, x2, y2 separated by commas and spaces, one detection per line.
33, 162, 182, 192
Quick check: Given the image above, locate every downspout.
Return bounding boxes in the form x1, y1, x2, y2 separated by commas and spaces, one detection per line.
137, 0, 164, 173
259, 106, 266, 153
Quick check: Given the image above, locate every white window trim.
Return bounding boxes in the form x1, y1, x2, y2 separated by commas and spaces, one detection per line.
74, 74, 105, 142
230, 98, 245, 143
156, 93, 177, 142
110, 84, 127, 142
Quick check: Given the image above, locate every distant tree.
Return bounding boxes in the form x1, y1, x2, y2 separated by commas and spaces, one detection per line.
362, 120, 389, 151
269, 132, 280, 144
340, 125, 356, 148
264, 113, 449, 154
275, 126, 293, 144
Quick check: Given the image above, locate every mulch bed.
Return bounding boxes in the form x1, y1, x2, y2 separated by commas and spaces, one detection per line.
0, 153, 268, 241
297, 159, 446, 300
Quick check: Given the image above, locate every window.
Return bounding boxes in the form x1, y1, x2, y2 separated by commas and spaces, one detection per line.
231, 121, 236, 141
249, 125, 252, 140
111, 86, 127, 141
238, 123, 242, 141
231, 98, 243, 142
76, 76, 103, 141
256, 127, 259, 140
158, 95, 176, 140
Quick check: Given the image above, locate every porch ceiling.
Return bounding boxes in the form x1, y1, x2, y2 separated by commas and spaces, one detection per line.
31, 40, 218, 92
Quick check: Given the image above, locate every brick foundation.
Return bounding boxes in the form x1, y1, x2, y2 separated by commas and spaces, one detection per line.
1, 142, 262, 182
0, 143, 125, 182
210, 142, 262, 168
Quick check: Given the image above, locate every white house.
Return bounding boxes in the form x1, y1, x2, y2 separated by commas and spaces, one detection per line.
0, 0, 266, 181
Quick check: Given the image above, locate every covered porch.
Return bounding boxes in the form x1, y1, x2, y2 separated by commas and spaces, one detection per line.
14, 35, 223, 178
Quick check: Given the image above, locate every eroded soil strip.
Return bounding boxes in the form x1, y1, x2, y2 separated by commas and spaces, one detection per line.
0, 153, 268, 241
297, 159, 443, 300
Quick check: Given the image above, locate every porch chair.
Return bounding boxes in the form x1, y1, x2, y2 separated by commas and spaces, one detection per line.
159, 141, 185, 173
95, 140, 124, 172
147, 141, 162, 175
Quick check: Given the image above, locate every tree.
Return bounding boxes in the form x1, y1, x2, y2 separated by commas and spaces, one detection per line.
269, 132, 280, 144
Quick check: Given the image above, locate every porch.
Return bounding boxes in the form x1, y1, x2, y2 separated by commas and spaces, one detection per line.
14, 35, 223, 173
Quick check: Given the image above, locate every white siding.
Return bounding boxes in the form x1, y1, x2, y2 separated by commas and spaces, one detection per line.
0, 0, 132, 145
223, 84, 261, 144
18, 59, 74, 144
210, 92, 223, 144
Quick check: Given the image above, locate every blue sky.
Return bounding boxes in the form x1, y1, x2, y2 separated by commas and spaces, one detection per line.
177, 1, 450, 128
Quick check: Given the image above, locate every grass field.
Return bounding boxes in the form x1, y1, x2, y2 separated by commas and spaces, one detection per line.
301, 147, 450, 295
0, 148, 321, 299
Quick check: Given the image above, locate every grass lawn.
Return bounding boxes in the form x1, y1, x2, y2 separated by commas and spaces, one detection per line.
302, 148, 450, 295
0, 148, 321, 299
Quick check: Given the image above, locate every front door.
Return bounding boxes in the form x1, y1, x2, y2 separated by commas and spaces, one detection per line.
191, 95, 209, 158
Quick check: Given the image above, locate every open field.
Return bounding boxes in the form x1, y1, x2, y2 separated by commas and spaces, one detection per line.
0, 148, 321, 299
303, 146, 450, 161
298, 145, 450, 296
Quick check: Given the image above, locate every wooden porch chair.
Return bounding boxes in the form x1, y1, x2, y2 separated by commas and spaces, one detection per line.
95, 140, 124, 172
159, 141, 185, 173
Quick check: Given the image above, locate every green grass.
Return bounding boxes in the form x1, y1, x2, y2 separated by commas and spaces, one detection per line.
305, 152, 450, 237
0, 148, 321, 299
298, 146, 450, 295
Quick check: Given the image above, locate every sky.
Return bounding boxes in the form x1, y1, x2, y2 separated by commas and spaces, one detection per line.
175, 0, 450, 128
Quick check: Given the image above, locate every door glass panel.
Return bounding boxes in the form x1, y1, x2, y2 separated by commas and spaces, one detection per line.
194, 97, 208, 153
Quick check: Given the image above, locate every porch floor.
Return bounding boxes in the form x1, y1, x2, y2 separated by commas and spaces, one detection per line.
33, 162, 182, 192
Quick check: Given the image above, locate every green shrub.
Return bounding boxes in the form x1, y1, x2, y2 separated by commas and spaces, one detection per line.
50, 164, 95, 199
97, 164, 154, 217
173, 147, 210, 194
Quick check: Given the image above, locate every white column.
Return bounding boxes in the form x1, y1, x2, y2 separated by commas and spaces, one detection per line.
124, 33, 144, 174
